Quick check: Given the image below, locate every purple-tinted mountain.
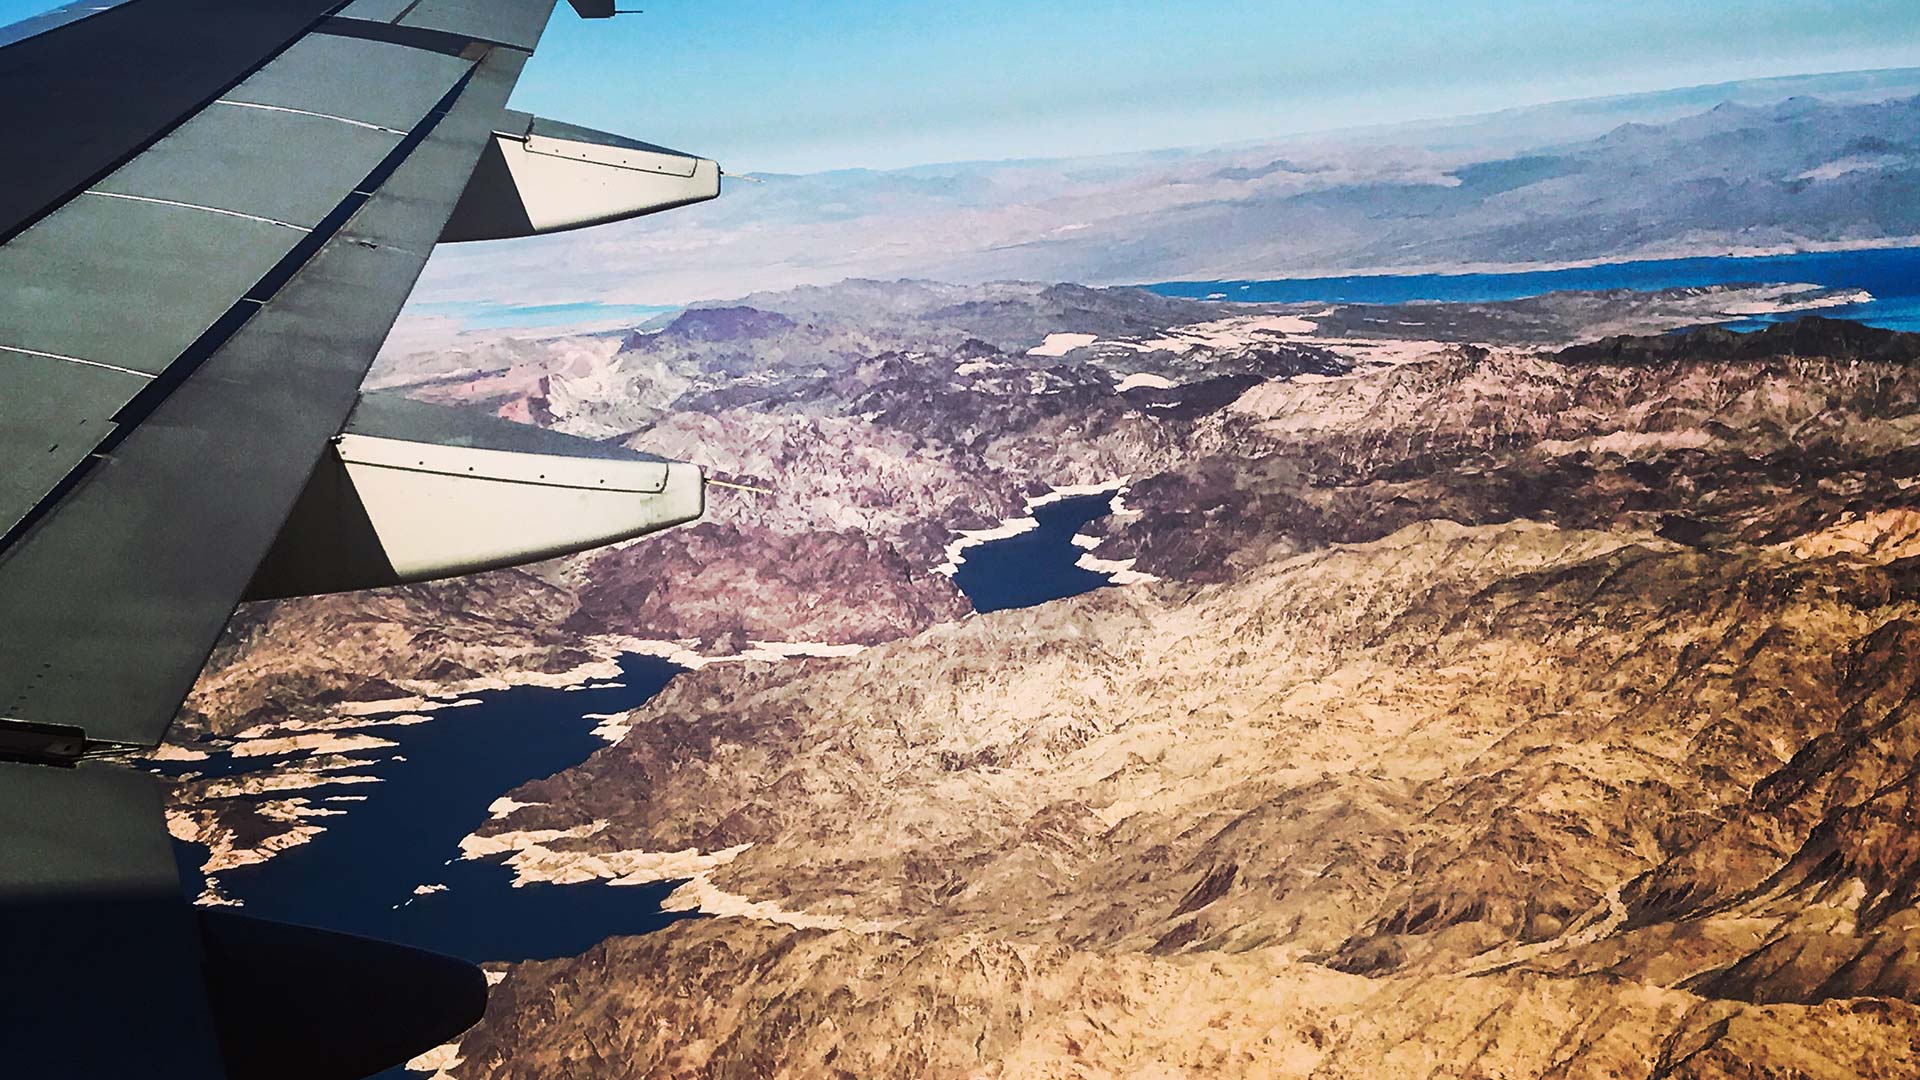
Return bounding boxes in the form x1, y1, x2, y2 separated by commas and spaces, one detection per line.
407, 74, 1920, 309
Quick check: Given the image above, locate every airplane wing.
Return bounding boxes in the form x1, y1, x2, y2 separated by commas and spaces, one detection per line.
0, 2, 719, 1076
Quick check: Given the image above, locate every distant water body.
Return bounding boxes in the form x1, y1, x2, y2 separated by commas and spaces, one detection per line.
1147, 245, 1920, 334
410, 298, 680, 331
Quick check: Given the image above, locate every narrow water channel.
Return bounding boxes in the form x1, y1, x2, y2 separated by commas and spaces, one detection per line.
163, 655, 690, 963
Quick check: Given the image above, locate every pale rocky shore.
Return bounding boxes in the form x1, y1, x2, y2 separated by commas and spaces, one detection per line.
166, 280, 1920, 1078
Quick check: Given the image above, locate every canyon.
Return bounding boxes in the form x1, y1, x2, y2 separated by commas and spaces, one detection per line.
168, 278, 1920, 1078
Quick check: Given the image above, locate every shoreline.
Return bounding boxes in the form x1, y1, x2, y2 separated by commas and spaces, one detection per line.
935, 479, 1131, 577
1140, 236, 1920, 293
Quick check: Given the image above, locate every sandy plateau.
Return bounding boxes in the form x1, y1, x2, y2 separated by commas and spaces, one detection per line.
167, 280, 1920, 1077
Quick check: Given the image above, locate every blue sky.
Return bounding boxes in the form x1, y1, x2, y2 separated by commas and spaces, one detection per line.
6, 0, 1920, 172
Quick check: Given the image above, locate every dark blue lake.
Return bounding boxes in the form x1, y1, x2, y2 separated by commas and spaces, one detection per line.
952, 492, 1117, 613
163, 654, 693, 966
1146, 245, 1920, 333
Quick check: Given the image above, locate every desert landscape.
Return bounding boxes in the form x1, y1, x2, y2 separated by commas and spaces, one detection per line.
8, 1, 1920, 1076
163, 262, 1920, 1076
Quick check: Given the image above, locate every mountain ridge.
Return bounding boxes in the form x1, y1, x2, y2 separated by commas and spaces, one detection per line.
406, 77, 1920, 315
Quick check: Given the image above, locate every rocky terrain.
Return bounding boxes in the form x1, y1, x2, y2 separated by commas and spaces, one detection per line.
186, 278, 1847, 740
169, 280, 1365, 884
167, 277, 1920, 1077
1096, 316, 1920, 582
165, 278, 1920, 1077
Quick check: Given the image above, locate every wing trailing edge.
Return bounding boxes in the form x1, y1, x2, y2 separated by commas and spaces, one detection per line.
246, 395, 704, 599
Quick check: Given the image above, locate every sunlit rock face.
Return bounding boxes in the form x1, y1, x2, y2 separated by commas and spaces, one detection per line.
454, 514, 1920, 1078
448, 311, 1920, 1080
1099, 317, 1920, 583
182, 280, 1920, 1080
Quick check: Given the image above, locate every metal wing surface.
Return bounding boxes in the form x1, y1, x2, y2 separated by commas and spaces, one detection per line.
0, 2, 721, 1075
0, 0, 555, 750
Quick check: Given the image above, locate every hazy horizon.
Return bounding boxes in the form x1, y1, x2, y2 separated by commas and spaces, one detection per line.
390, 64, 1920, 324
733, 64, 1920, 179
5, 0, 1920, 172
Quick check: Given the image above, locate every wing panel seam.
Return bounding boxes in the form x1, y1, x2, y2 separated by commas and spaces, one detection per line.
0, 63, 482, 556
213, 99, 409, 136
0, 344, 153, 379
81, 190, 313, 232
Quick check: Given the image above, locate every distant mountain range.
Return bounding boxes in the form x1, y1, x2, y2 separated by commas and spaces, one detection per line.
407, 68, 1920, 315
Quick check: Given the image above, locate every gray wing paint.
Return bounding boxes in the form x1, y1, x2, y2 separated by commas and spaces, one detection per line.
0, 3, 716, 1076
0, 1, 552, 748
